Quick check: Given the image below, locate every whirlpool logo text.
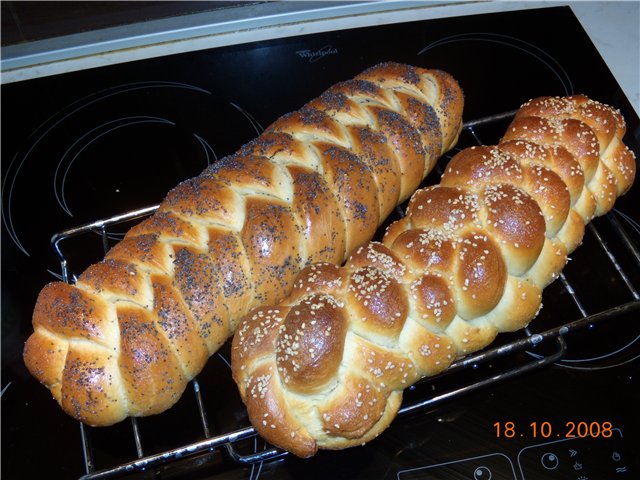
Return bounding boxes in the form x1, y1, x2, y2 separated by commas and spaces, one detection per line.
296, 45, 339, 63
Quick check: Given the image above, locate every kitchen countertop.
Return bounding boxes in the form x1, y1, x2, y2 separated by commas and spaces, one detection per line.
568, 0, 639, 114
1, 1, 638, 115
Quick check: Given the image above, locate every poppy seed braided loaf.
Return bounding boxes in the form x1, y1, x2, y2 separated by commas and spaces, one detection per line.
24, 62, 464, 426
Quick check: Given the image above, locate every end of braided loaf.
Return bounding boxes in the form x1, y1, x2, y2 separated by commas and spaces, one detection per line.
231, 95, 636, 457
24, 62, 463, 426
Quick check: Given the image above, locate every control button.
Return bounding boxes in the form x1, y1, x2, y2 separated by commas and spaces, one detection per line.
573, 462, 583, 471
612, 452, 621, 462
473, 466, 492, 480
615, 466, 628, 473
569, 449, 578, 457
577, 476, 589, 480
541, 453, 559, 470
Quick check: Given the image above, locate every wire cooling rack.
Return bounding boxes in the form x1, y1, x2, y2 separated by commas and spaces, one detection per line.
47, 110, 640, 479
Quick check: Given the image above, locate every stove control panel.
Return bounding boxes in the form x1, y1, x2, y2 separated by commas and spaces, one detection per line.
398, 452, 517, 479
397, 428, 631, 479
517, 428, 630, 479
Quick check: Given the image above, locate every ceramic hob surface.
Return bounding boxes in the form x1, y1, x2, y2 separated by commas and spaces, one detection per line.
2, 6, 639, 480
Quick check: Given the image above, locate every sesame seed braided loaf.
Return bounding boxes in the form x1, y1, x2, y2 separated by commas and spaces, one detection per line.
23, 62, 464, 426
231, 95, 636, 457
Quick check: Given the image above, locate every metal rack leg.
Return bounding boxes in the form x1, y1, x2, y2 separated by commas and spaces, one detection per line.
80, 422, 95, 475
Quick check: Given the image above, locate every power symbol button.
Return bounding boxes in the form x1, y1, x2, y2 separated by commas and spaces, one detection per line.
541, 453, 560, 470
474, 466, 492, 480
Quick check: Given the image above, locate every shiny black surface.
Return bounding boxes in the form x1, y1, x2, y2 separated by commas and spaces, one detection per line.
2, 6, 639, 479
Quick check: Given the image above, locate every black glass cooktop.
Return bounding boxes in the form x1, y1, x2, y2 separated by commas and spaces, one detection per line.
2, 6, 639, 480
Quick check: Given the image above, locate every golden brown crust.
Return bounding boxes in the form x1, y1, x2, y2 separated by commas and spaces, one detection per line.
171, 246, 230, 352
242, 362, 319, 458
23, 330, 68, 398
314, 143, 380, 254
206, 227, 254, 322
317, 373, 389, 440
31, 282, 115, 347
287, 165, 346, 265
25, 62, 464, 426
60, 345, 125, 426
117, 305, 187, 416
346, 124, 402, 219
453, 230, 507, 319
150, 274, 209, 378
276, 294, 348, 394
232, 95, 635, 457
346, 266, 408, 342
239, 197, 303, 306
128, 210, 203, 245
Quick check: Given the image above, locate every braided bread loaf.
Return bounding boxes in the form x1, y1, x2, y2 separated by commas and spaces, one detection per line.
231, 95, 636, 457
23, 62, 464, 426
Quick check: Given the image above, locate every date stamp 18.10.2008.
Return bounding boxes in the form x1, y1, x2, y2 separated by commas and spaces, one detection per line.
493, 421, 614, 439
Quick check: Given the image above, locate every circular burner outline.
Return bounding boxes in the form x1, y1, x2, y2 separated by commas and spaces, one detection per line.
547, 208, 640, 370
418, 32, 574, 96
54, 115, 186, 217
526, 324, 640, 371
2, 81, 263, 256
